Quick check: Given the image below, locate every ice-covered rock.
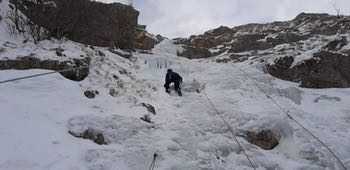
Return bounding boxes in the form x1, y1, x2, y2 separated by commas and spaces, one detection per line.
68, 115, 153, 144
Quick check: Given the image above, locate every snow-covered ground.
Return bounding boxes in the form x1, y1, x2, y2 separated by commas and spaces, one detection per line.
1, 39, 350, 170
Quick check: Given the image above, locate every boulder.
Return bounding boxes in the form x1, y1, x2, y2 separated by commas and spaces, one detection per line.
11, 0, 139, 49
245, 130, 280, 150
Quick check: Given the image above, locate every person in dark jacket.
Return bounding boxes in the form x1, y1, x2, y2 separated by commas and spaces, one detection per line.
164, 69, 183, 96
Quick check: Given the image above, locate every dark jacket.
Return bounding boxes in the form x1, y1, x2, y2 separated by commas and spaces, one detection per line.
165, 71, 183, 85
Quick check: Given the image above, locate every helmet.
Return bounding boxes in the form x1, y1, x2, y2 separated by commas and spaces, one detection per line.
167, 69, 173, 73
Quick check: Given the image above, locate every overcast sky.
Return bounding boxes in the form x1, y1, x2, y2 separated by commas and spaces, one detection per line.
106, 0, 350, 38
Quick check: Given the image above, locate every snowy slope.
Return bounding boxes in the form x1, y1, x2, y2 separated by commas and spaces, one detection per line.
1, 39, 350, 170
1, 0, 350, 168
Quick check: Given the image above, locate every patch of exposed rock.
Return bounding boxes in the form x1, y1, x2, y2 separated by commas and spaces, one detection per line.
0, 56, 90, 81
177, 46, 211, 59
267, 51, 350, 88
244, 129, 280, 150
84, 90, 99, 99
322, 36, 348, 51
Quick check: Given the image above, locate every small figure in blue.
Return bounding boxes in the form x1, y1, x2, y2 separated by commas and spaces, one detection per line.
164, 69, 183, 96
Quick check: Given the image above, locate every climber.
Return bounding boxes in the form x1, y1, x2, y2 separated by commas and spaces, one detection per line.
164, 69, 183, 96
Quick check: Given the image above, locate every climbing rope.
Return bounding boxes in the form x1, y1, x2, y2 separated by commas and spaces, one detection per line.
148, 153, 158, 170
0, 66, 89, 85
236, 67, 347, 170
203, 90, 257, 170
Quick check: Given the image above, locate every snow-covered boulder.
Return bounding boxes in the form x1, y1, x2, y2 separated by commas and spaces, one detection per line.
68, 115, 154, 144
0, 56, 90, 81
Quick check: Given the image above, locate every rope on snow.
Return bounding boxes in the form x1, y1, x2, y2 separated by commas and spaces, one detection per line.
236, 67, 347, 170
203, 90, 257, 170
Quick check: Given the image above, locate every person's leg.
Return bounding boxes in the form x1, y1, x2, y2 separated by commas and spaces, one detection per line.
174, 81, 182, 96
164, 83, 170, 93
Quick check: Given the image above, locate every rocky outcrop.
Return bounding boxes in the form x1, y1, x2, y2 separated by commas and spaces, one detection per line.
265, 32, 308, 46
176, 13, 350, 60
176, 13, 350, 88
178, 46, 212, 59
293, 13, 350, 35
134, 31, 157, 50
10, 0, 139, 49
155, 34, 166, 43
322, 37, 348, 51
228, 34, 272, 53
0, 56, 90, 81
267, 51, 350, 88
134, 31, 167, 50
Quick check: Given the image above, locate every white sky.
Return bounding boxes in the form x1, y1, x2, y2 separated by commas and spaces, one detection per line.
96, 0, 350, 38
134, 0, 350, 38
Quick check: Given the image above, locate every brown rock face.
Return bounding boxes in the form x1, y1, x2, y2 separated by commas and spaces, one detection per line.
267, 51, 350, 88
11, 0, 139, 49
134, 31, 157, 50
